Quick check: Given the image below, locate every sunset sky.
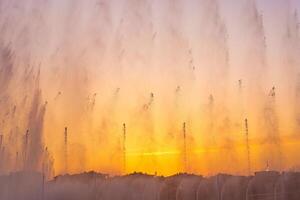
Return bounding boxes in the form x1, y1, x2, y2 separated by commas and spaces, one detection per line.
0, 0, 300, 177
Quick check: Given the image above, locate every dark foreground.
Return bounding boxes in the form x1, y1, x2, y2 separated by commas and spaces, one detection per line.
0, 171, 300, 200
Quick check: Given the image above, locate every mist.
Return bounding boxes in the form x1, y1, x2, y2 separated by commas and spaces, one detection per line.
0, 0, 299, 179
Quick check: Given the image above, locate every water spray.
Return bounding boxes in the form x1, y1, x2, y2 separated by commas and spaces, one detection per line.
64, 127, 68, 174
0, 135, 3, 164
54, 91, 61, 100
245, 118, 251, 175
41, 147, 48, 200
208, 94, 215, 143
122, 123, 126, 174
150, 92, 154, 105
23, 130, 29, 169
143, 92, 154, 110
0, 134, 3, 152
176, 86, 181, 93
183, 122, 187, 173
265, 86, 282, 171
269, 86, 276, 97
15, 151, 18, 171
238, 79, 243, 91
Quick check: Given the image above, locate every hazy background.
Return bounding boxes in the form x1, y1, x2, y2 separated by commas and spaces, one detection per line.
0, 0, 300, 178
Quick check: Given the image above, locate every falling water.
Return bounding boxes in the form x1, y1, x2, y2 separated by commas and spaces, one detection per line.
0, 0, 299, 182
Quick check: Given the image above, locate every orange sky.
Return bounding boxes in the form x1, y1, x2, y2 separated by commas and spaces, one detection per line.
0, 0, 300, 178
